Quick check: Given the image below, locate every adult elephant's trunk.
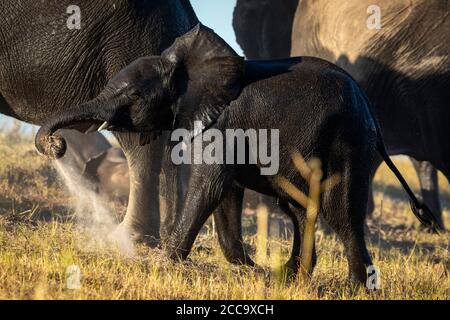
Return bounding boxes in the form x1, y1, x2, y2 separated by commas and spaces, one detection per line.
35, 95, 119, 159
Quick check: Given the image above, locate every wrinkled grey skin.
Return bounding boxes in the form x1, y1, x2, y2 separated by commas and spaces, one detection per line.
4, 0, 273, 271
233, 0, 445, 230
290, 0, 449, 231
57, 130, 129, 202
35, 25, 440, 283
0, 0, 190, 245
1, 1, 253, 263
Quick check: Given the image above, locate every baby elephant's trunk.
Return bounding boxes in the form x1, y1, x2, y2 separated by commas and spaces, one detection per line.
35, 99, 109, 159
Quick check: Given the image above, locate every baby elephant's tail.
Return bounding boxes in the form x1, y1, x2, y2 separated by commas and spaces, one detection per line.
376, 138, 443, 233
358, 87, 443, 233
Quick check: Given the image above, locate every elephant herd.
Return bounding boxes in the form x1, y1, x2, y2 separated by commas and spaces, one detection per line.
234, 0, 449, 229
0, 0, 448, 286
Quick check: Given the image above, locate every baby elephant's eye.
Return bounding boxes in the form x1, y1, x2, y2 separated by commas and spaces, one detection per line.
127, 88, 141, 100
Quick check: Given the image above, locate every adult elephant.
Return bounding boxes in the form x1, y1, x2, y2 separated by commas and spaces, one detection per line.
56, 130, 129, 202
232, 0, 299, 59
233, 0, 447, 230
0, 0, 253, 263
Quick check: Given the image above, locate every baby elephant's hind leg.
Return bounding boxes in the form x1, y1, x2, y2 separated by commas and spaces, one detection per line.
279, 202, 317, 279
322, 166, 373, 285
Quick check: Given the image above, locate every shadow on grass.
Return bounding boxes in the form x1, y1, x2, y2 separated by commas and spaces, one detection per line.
372, 181, 450, 210
365, 221, 446, 258
0, 199, 73, 228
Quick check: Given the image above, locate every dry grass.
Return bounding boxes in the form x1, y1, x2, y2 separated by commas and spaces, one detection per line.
0, 129, 448, 300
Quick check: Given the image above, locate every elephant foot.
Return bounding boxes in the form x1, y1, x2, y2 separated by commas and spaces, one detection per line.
419, 223, 446, 233
116, 222, 160, 248
220, 244, 255, 267
275, 258, 299, 283
229, 255, 256, 267
165, 247, 190, 262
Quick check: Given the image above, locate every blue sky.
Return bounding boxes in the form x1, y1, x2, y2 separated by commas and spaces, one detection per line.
0, 1, 241, 130
191, 0, 242, 55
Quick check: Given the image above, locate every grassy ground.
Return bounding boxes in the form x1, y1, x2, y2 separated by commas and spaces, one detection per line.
0, 127, 448, 300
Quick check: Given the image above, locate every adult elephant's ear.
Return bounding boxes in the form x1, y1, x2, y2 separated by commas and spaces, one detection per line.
162, 23, 245, 136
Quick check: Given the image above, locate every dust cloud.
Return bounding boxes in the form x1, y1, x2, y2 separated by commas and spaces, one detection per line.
54, 161, 135, 257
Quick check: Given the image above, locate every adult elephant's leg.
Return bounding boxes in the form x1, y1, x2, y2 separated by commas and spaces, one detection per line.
213, 185, 255, 266
114, 131, 165, 247
410, 158, 444, 230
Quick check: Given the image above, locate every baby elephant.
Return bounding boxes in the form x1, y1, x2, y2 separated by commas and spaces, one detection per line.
35, 24, 439, 284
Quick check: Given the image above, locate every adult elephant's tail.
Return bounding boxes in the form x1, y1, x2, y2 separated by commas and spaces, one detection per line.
376, 136, 444, 233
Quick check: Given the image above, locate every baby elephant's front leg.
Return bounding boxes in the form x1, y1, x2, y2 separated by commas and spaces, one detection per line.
164, 164, 231, 260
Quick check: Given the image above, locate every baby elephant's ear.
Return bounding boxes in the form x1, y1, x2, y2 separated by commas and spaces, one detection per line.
162, 24, 245, 133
